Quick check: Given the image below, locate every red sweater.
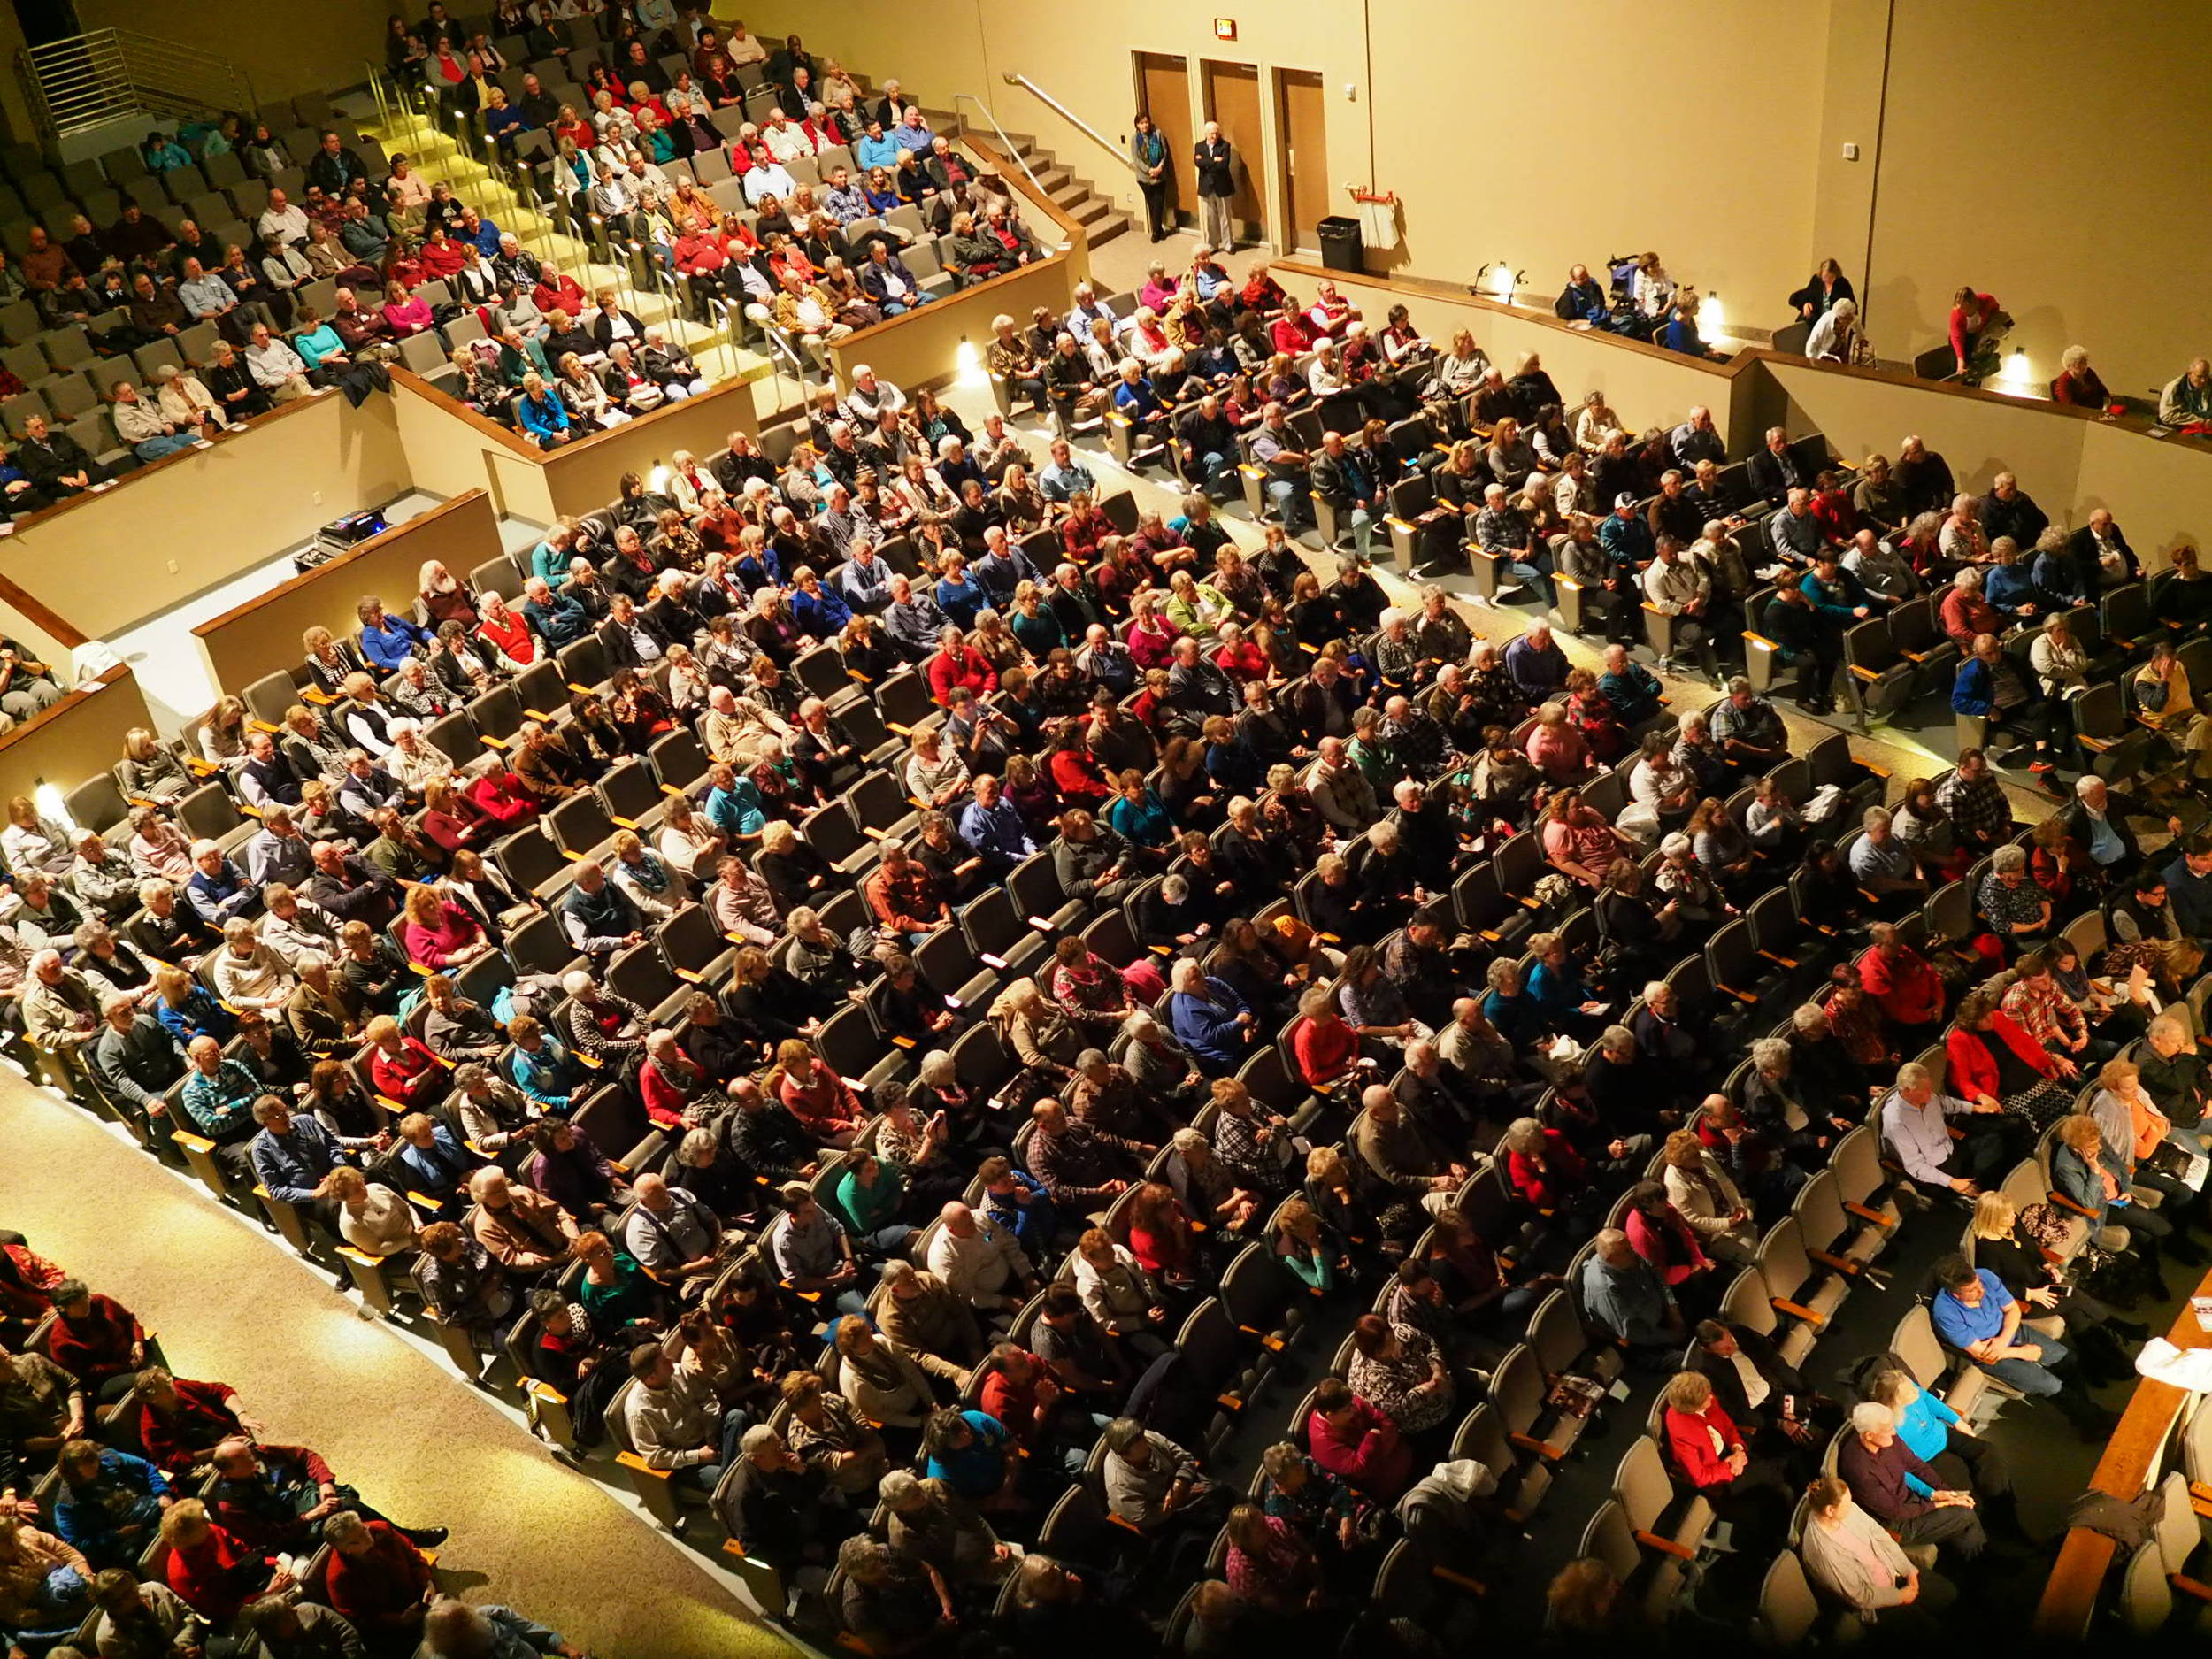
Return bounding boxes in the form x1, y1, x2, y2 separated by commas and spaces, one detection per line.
1291, 1015, 1359, 1087
1943, 1012, 2057, 1103
325, 1519, 436, 1640
1307, 1394, 1412, 1499
136, 1378, 244, 1473
1507, 1128, 1587, 1212
1857, 943, 1944, 1027
45, 1294, 142, 1385
166, 1524, 273, 1626
926, 646, 996, 706
1664, 1397, 1747, 1490
369, 1037, 446, 1106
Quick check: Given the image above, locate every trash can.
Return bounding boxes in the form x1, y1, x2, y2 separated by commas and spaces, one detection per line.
1317, 215, 1363, 273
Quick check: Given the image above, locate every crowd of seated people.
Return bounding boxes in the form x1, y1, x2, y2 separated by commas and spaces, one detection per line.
13, 266, 2207, 1646
6, 6, 2212, 1652
0, 1228, 628, 1657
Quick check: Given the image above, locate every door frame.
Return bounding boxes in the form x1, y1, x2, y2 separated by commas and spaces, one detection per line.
1271, 65, 1330, 257
1196, 55, 1266, 250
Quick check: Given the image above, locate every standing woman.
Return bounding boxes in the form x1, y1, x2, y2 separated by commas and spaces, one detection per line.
1131, 111, 1172, 243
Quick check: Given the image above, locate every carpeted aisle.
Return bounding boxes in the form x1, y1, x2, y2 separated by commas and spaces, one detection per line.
0, 1075, 796, 1659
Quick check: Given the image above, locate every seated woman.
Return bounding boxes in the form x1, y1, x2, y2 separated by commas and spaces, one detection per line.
1660, 1369, 1793, 1544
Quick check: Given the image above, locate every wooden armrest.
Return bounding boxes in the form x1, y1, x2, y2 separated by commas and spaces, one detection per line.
1431, 1564, 1488, 1594
1742, 631, 1778, 649
889, 1034, 917, 1048
302, 687, 335, 704
1106, 1512, 1146, 1534
1508, 1431, 1566, 1462
172, 1130, 216, 1153
2078, 733, 2115, 753
1842, 1201, 1894, 1228
1216, 1391, 1242, 1412
1715, 981, 1760, 1005
573, 1051, 603, 1069
523, 1379, 571, 1409
247, 718, 280, 734
1770, 1297, 1824, 1325
525, 707, 561, 722
978, 951, 1008, 970
658, 782, 687, 795
721, 1538, 749, 1562
565, 681, 594, 695
334, 1245, 384, 1266
1635, 1530, 1696, 1562
615, 1450, 671, 1482
1806, 1246, 1859, 1274
858, 825, 887, 841
1755, 949, 1800, 970
606, 814, 639, 829
1025, 914, 1056, 932
2048, 1189, 2101, 1218
1238, 1324, 1287, 1352
2171, 1573, 2212, 1602
672, 966, 703, 982
1848, 664, 1880, 681
479, 733, 511, 749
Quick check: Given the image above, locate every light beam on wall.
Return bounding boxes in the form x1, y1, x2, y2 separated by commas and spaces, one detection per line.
1701, 293, 1727, 342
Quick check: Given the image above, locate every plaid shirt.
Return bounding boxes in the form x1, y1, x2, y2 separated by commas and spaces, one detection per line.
1211, 1107, 1283, 1192
1708, 695, 1786, 754
2002, 975, 2085, 1050
1937, 772, 2011, 843
1381, 707, 1450, 780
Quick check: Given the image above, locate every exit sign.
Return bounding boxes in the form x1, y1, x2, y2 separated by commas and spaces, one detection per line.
1213, 18, 1237, 39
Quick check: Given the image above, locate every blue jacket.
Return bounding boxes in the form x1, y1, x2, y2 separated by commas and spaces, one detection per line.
957, 797, 1035, 864
791, 583, 852, 638
523, 593, 590, 648
251, 1117, 348, 1203
359, 613, 432, 672
1950, 654, 2005, 717
2167, 853, 2212, 939
509, 1037, 576, 1111
981, 1169, 1055, 1254
1597, 513, 1654, 572
1983, 562, 2039, 613
54, 1450, 171, 1559
518, 390, 570, 444
1168, 977, 1251, 1072
156, 985, 235, 1048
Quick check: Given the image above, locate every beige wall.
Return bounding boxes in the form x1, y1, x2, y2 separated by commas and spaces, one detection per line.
193, 492, 502, 694
73, 0, 390, 107
0, 666, 154, 807
0, 392, 410, 641
536, 376, 761, 519
827, 257, 1075, 397
752, 0, 1825, 322
1859, 0, 2212, 399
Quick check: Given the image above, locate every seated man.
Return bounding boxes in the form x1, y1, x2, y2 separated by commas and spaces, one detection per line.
1928, 1255, 2107, 1436
1578, 1228, 1682, 1368
617, 1317, 749, 1494
206, 1433, 445, 1553
1835, 1399, 1985, 1567
716, 1420, 857, 1582
1099, 1415, 1226, 1541
53, 1437, 172, 1569
1878, 1059, 2020, 1200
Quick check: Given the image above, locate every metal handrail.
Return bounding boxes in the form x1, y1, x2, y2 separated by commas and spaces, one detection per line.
950, 91, 1071, 252
995, 72, 1140, 177
17, 27, 254, 140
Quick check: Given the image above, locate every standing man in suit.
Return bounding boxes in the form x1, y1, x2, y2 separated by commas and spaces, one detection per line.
1194, 120, 1235, 251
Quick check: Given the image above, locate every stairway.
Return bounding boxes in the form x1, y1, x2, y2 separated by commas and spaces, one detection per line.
964, 123, 1133, 250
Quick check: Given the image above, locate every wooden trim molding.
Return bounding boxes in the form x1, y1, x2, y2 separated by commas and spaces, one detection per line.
0, 383, 340, 535
0, 662, 129, 759
0, 568, 88, 649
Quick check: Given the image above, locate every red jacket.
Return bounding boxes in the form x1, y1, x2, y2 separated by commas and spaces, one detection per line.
369, 1036, 446, 1106
1857, 943, 1944, 1028
166, 1523, 273, 1626
1664, 1396, 1747, 1490
45, 1294, 142, 1385
533, 273, 589, 319
136, 1378, 245, 1473
325, 1519, 436, 1640
1944, 1011, 2057, 1103
926, 645, 995, 707
1307, 1394, 1412, 1499
1291, 1015, 1359, 1087
1506, 1127, 1587, 1212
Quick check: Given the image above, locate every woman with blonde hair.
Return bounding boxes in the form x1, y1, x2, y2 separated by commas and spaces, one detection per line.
301, 624, 368, 697
988, 976, 1073, 1086
327, 1164, 418, 1257
117, 726, 190, 802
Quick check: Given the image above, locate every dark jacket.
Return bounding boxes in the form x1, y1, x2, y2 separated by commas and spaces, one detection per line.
1192, 137, 1234, 198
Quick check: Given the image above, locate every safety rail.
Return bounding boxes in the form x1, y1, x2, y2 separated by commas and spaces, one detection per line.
995, 71, 1140, 177
14, 28, 256, 142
